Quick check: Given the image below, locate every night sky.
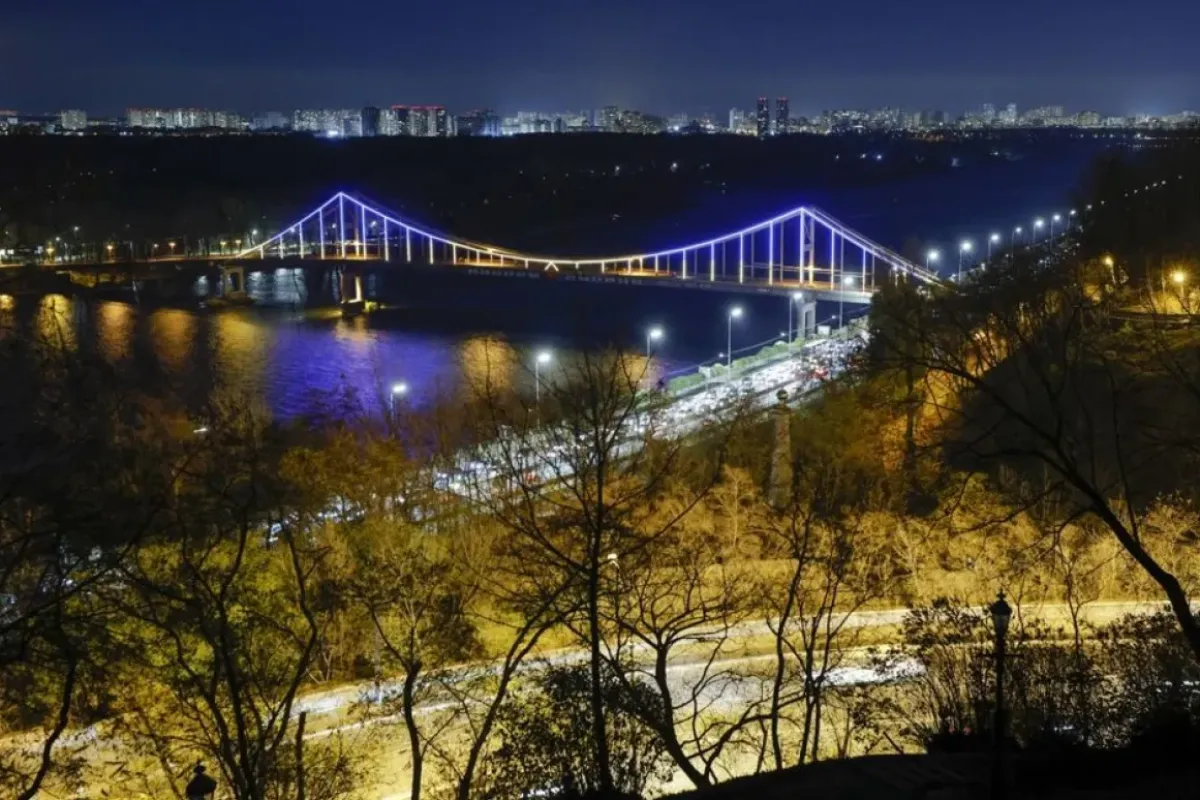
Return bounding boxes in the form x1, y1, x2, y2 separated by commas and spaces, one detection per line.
3, 0, 1198, 115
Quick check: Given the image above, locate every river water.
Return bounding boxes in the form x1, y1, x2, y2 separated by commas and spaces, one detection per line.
0, 141, 1104, 420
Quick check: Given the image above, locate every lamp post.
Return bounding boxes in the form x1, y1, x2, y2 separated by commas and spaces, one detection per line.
958, 240, 973, 281
534, 350, 552, 407
988, 233, 1001, 261
1033, 218, 1045, 243
646, 325, 664, 358
1011, 227, 1022, 266
1050, 213, 1062, 239
389, 381, 408, 414
925, 249, 940, 272
1171, 270, 1188, 312
840, 275, 855, 329
990, 591, 1013, 800
727, 306, 743, 368
1068, 209, 1077, 231
788, 291, 803, 350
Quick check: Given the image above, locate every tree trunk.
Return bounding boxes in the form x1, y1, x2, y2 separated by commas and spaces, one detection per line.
587, 553, 614, 792
770, 564, 803, 770
403, 665, 424, 800
295, 711, 307, 800
652, 650, 711, 788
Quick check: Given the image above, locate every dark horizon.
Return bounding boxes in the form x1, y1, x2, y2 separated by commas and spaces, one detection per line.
3, 0, 1198, 117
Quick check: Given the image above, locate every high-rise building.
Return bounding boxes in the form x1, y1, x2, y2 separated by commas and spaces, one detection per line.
250, 111, 289, 131
59, 110, 87, 131
404, 106, 449, 137
361, 107, 381, 137
756, 97, 770, 137
383, 106, 411, 136
341, 111, 363, 137
775, 97, 789, 135
456, 108, 500, 136
600, 106, 620, 132
728, 108, 745, 133
291, 109, 360, 136
1000, 103, 1018, 125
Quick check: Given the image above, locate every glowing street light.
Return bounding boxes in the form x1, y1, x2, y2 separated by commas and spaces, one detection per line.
727, 306, 743, 368
840, 275, 855, 329
1033, 218, 1045, 242
534, 350, 553, 407
1172, 270, 1187, 286
988, 233, 1001, 260
168, 241, 176, 254
389, 381, 408, 413
646, 325, 664, 357
925, 249, 940, 270
958, 240, 973, 281
1050, 213, 1062, 238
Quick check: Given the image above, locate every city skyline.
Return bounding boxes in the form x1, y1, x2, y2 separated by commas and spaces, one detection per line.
11, 101, 1198, 140
3, 0, 1199, 115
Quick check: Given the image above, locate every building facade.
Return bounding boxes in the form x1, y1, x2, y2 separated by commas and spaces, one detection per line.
775, 97, 789, 135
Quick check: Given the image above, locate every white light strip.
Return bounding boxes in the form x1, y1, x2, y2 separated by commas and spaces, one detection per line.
237, 192, 938, 284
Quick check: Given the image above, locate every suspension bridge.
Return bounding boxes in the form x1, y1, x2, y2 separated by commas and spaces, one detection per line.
232, 192, 941, 304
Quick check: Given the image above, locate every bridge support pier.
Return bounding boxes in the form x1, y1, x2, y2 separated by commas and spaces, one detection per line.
220, 265, 245, 296
339, 266, 366, 317
797, 300, 817, 340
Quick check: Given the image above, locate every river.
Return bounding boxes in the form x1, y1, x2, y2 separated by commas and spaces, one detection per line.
0, 139, 1107, 420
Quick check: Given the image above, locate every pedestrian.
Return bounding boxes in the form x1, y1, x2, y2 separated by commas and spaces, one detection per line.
186, 763, 218, 799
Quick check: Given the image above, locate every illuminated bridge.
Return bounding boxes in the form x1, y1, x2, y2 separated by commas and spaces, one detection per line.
234, 192, 941, 302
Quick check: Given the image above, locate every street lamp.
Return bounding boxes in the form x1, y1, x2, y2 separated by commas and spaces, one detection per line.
925, 249, 940, 271
534, 350, 552, 407
1172, 269, 1187, 286
646, 325, 664, 358
989, 591, 1013, 800
1050, 213, 1062, 238
788, 291, 804, 349
1033, 218, 1045, 242
988, 233, 1001, 260
168, 241, 176, 255
840, 275, 855, 329
958, 240, 973, 281
1011, 227, 1023, 265
727, 306, 743, 368
389, 381, 408, 413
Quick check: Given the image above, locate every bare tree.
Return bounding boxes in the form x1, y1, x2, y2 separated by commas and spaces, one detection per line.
871, 254, 1200, 662
468, 348, 737, 792
109, 402, 338, 800
601, 479, 762, 787
0, 328, 182, 799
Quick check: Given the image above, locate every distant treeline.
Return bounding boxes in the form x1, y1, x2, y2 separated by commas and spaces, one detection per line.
0, 130, 1096, 254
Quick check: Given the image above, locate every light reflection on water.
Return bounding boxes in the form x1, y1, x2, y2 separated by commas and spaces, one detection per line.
0, 290, 567, 421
